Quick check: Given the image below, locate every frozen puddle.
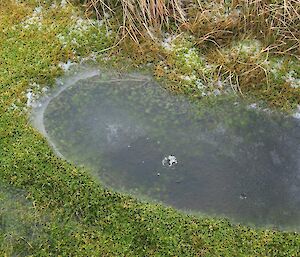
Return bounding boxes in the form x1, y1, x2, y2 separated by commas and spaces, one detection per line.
32, 69, 300, 231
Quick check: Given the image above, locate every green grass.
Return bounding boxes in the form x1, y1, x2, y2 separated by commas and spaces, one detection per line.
0, 0, 300, 256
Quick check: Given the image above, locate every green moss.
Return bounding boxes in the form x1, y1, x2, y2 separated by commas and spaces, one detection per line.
0, 0, 299, 256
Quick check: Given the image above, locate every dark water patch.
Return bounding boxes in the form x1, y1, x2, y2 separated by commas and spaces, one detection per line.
36, 71, 300, 231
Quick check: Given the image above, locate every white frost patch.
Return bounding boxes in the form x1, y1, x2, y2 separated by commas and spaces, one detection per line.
42, 87, 48, 93
80, 52, 98, 62
26, 89, 41, 108
9, 103, 18, 111
24, 82, 45, 108
21, 6, 43, 30
181, 75, 196, 82
161, 33, 178, 51
59, 60, 75, 71
182, 48, 203, 68
284, 71, 300, 89
216, 79, 224, 88
73, 17, 91, 32
235, 40, 262, 56
293, 105, 300, 119
195, 79, 207, 90
213, 89, 221, 96
103, 12, 110, 19
248, 103, 257, 109
34, 6, 43, 15
56, 34, 67, 47
56, 14, 106, 50
26, 89, 34, 107
268, 58, 284, 79
50, 2, 57, 9
61, 0, 67, 8
70, 15, 105, 32
30, 82, 40, 90
162, 155, 178, 167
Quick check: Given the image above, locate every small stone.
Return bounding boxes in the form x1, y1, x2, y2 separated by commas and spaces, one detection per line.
239, 193, 247, 199
162, 155, 178, 167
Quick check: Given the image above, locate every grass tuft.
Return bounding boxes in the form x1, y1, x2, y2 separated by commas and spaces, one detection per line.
82, 0, 186, 41
186, 0, 300, 56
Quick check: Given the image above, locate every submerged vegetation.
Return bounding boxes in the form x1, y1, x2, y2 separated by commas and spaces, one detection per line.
0, 0, 299, 255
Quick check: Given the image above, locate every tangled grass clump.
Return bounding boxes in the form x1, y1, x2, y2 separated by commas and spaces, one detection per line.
81, 0, 299, 57
186, 0, 300, 57
82, 0, 186, 41
81, 0, 299, 111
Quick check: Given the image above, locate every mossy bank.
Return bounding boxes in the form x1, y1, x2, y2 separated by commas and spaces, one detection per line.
0, 0, 299, 256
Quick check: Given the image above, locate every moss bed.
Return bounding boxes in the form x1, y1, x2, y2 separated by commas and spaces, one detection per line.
0, 0, 299, 256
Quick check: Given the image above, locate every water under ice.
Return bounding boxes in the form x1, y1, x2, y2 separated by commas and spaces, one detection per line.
32, 69, 300, 231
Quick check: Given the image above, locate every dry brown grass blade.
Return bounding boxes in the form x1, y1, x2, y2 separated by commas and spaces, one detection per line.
187, 0, 299, 56
83, 0, 186, 42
